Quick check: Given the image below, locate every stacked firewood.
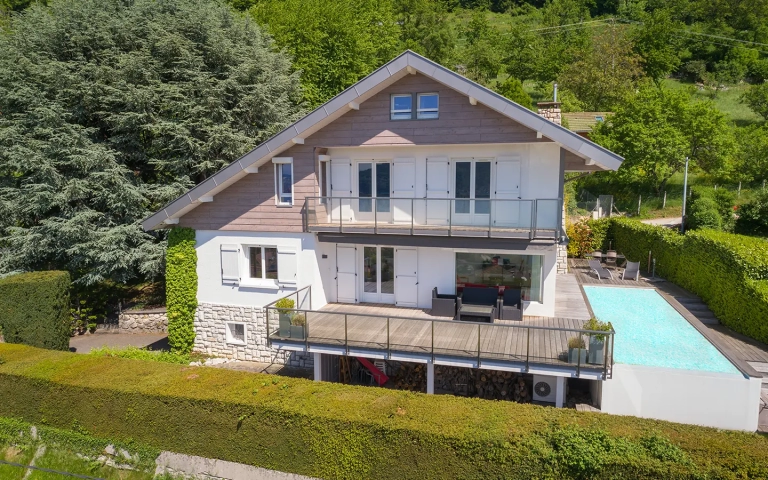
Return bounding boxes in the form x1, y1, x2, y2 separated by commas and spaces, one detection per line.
435, 366, 531, 402
391, 362, 426, 392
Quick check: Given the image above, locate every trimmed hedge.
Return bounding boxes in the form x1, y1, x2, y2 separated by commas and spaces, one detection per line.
166, 227, 197, 354
610, 218, 768, 344
0, 271, 71, 350
1, 344, 767, 479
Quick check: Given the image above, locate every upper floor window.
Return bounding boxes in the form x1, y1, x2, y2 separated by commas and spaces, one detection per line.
417, 93, 439, 119
390, 94, 412, 120
273, 157, 293, 205
248, 246, 278, 280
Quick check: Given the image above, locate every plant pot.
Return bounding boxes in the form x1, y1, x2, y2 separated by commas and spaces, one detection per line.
568, 347, 587, 364
289, 325, 305, 339
588, 337, 605, 364
278, 314, 291, 337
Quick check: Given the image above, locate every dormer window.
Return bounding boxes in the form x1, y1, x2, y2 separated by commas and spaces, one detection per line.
417, 93, 439, 119
390, 94, 412, 120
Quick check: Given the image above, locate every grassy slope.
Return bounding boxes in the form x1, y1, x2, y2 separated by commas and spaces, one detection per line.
663, 78, 763, 127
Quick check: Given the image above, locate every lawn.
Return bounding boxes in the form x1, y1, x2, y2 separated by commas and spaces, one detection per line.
662, 78, 762, 126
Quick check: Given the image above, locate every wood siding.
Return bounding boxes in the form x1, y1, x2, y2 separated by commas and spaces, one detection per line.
180, 73, 554, 232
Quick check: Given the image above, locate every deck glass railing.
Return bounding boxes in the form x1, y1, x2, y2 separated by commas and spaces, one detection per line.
303, 197, 561, 239
266, 304, 614, 379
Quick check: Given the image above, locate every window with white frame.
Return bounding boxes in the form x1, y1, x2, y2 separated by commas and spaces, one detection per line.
225, 322, 246, 345
417, 93, 439, 119
390, 94, 412, 120
273, 157, 293, 205
248, 246, 278, 280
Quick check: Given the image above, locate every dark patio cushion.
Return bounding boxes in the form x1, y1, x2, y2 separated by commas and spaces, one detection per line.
461, 287, 499, 306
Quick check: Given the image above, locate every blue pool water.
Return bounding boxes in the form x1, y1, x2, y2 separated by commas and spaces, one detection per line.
582, 286, 740, 374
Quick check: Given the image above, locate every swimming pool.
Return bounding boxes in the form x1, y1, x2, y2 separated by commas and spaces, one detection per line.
582, 286, 740, 374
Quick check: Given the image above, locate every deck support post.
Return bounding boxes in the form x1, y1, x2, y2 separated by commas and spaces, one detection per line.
426, 361, 435, 394
555, 376, 566, 408
313, 352, 322, 382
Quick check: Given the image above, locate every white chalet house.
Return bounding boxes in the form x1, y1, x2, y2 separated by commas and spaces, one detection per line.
142, 50, 623, 390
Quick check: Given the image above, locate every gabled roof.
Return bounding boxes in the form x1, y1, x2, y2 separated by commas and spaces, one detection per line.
143, 50, 624, 231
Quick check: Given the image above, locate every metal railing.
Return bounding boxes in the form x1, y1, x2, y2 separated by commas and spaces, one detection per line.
266, 306, 614, 379
264, 286, 312, 345
303, 197, 562, 239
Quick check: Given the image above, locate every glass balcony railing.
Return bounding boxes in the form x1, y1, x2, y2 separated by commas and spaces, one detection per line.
303, 197, 562, 239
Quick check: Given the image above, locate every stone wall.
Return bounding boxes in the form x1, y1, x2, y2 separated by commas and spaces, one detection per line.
194, 303, 313, 368
118, 308, 168, 333
556, 244, 569, 274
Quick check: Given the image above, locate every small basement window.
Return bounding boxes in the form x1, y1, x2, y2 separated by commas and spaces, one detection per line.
391, 94, 412, 120
417, 93, 439, 119
225, 322, 246, 345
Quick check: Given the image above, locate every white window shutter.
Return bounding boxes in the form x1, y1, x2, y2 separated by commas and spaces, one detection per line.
277, 247, 297, 285
220, 244, 240, 285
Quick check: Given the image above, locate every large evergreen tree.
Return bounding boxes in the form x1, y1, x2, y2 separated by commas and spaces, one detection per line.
0, 0, 303, 285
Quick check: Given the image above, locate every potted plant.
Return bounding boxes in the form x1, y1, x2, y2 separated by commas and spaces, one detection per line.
583, 317, 611, 364
567, 336, 587, 364
275, 298, 295, 337
290, 312, 306, 339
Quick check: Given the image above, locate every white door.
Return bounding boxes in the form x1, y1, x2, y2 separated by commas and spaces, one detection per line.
336, 245, 357, 303
330, 160, 352, 224
426, 158, 450, 226
391, 158, 415, 224
361, 246, 395, 304
395, 248, 418, 307
493, 157, 521, 227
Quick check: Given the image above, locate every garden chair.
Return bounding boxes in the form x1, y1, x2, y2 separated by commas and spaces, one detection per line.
498, 287, 523, 321
588, 259, 613, 280
605, 250, 617, 269
622, 261, 640, 281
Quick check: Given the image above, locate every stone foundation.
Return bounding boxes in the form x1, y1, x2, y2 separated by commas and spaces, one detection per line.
118, 308, 168, 333
556, 244, 568, 274
194, 302, 313, 368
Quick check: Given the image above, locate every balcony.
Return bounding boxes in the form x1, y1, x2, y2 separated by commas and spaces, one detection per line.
265, 288, 614, 380
303, 197, 562, 240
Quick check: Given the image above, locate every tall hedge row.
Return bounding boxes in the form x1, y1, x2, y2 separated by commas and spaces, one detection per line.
0, 271, 71, 350
609, 218, 768, 344
1, 344, 767, 479
166, 227, 197, 354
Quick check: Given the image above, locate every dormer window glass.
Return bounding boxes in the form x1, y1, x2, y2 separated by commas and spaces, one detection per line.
417, 93, 439, 119
390, 94, 412, 120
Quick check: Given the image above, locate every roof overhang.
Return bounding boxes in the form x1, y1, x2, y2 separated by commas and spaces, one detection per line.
143, 51, 623, 231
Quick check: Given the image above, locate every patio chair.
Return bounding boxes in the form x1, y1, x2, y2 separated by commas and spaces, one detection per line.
591, 251, 602, 261
498, 287, 522, 321
622, 261, 640, 281
605, 250, 617, 269
588, 259, 613, 280
431, 287, 457, 318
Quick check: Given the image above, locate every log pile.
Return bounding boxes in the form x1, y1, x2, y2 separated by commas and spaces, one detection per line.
391, 362, 426, 392
435, 366, 531, 402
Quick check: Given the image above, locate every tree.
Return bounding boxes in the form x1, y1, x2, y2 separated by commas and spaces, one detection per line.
455, 10, 503, 84
493, 77, 534, 110
0, 0, 303, 285
735, 124, 768, 186
591, 84, 736, 194
252, 0, 400, 107
742, 82, 768, 121
632, 9, 684, 86
534, 0, 592, 82
558, 26, 643, 111
395, 0, 456, 64
735, 191, 768, 237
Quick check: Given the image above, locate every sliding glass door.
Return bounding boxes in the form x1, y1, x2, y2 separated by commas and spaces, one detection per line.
454, 159, 491, 226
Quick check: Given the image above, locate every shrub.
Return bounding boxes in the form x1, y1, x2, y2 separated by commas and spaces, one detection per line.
166, 228, 197, 355
611, 218, 768, 343
686, 196, 722, 230
0, 271, 71, 350
2, 343, 767, 479
734, 190, 768, 236
565, 218, 612, 258
274, 297, 295, 314
89, 346, 191, 365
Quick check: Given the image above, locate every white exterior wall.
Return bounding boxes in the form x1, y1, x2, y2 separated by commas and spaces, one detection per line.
196, 230, 328, 309
601, 364, 762, 431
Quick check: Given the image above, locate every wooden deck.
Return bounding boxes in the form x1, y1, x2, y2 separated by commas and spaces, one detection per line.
272, 302, 609, 376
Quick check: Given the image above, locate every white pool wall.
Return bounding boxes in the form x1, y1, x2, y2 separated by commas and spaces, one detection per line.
601, 364, 762, 431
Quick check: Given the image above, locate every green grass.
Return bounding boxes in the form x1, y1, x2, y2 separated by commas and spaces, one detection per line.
0, 445, 36, 480
88, 346, 195, 365
663, 78, 763, 126
28, 447, 152, 479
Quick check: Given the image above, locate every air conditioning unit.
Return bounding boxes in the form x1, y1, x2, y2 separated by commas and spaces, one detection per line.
532, 374, 559, 403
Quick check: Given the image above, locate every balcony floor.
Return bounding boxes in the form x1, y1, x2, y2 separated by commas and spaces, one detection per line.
308, 222, 556, 239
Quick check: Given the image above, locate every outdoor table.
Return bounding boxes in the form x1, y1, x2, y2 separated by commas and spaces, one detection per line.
458, 304, 495, 323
